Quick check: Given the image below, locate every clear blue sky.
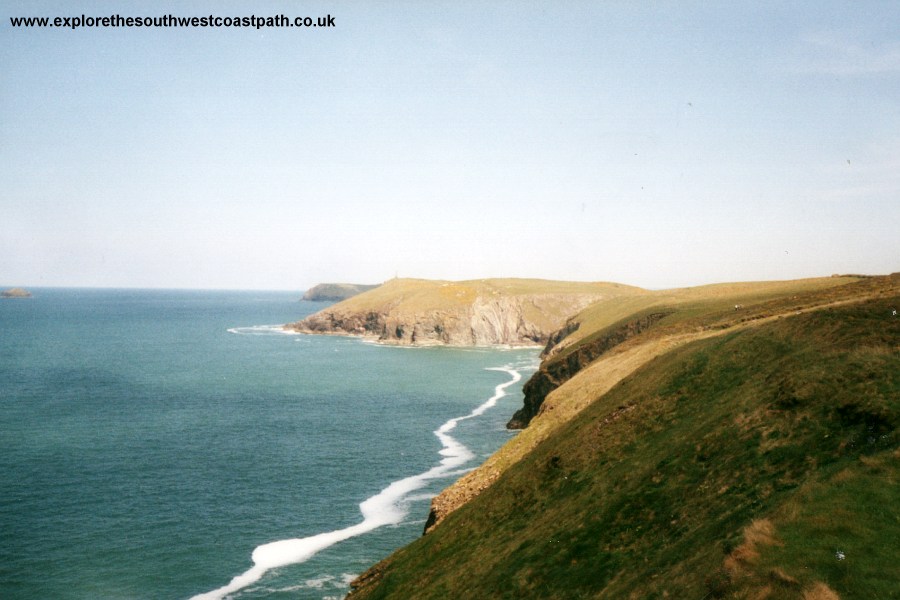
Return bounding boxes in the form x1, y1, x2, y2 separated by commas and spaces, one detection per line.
2, 1, 898, 290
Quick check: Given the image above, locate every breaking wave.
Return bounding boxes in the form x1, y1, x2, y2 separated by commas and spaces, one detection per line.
226, 324, 300, 336
191, 366, 522, 599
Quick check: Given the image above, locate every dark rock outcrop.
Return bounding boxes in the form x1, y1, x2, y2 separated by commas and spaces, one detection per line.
507, 311, 672, 429
288, 278, 650, 347
540, 319, 580, 358
289, 295, 555, 346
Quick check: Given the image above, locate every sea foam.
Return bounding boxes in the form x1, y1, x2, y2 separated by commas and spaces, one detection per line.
191, 366, 522, 600
226, 324, 300, 336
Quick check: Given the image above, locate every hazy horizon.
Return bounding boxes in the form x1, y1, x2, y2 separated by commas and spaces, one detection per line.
2, 271, 890, 295
3, 1, 898, 291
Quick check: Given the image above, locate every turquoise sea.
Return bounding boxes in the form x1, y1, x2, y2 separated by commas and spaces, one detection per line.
0, 289, 538, 599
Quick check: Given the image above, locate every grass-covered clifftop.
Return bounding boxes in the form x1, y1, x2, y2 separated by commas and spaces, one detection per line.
287, 278, 647, 346
425, 276, 879, 531
350, 274, 899, 599
509, 276, 862, 429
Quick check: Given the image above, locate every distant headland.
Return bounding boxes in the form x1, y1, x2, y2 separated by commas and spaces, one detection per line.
288, 277, 644, 347
301, 283, 380, 302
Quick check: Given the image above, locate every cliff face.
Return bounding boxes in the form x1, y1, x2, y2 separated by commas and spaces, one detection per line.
287, 278, 648, 347
506, 311, 672, 428
419, 275, 880, 534
348, 288, 900, 600
293, 295, 566, 346
348, 275, 897, 600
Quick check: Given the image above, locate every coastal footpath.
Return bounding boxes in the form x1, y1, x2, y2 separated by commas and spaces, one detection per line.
337, 273, 899, 599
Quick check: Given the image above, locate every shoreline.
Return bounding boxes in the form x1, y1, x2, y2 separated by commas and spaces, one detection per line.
282, 325, 545, 350
192, 364, 525, 600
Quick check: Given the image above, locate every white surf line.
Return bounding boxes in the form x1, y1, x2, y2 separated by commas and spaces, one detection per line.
190, 365, 522, 600
226, 324, 300, 335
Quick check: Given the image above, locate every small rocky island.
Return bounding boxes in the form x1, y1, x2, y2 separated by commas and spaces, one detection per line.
1, 287, 32, 298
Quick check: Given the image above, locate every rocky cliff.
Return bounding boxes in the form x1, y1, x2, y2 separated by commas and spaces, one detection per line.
418, 275, 869, 534
286, 278, 648, 347
506, 310, 672, 428
347, 279, 899, 599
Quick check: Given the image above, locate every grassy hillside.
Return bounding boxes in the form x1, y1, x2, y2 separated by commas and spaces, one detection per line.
509, 276, 873, 430
545, 276, 861, 360
287, 277, 649, 346
350, 281, 899, 599
321, 277, 647, 329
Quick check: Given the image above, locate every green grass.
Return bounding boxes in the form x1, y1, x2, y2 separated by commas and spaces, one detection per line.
535, 274, 887, 409
291, 277, 651, 343
549, 276, 861, 356
750, 458, 900, 599
335, 277, 647, 313
350, 292, 900, 599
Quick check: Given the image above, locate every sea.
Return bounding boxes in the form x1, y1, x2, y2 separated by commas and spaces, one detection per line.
0, 289, 539, 599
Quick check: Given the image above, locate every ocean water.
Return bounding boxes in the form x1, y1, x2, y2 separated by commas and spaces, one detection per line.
0, 289, 538, 599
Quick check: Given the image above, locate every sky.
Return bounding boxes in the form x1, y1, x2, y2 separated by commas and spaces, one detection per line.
1, 1, 898, 291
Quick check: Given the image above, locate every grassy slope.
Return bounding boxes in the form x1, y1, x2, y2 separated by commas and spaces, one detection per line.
351, 284, 899, 599
296, 277, 649, 338
549, 276, 860, 360
328, 278, 646, 312
430, 276, 883, 523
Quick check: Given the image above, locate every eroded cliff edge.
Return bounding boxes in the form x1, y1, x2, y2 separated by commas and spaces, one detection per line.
286, 278, 648, 347
347, 275, 899, 600
506, 310, 673, 428
418, 274, 871, 534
